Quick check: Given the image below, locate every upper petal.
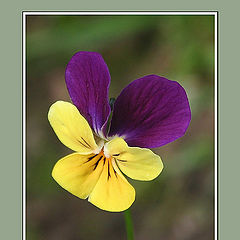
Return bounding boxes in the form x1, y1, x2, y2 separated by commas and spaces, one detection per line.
105, 137, 163, 181
65, 51, 111, 137
48, 101, 99, 154
108, 75, 191, 148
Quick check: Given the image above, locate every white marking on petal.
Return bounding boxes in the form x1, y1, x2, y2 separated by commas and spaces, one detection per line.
93, 140, 104, 154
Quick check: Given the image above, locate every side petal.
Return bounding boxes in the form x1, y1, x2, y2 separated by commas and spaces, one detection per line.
108, 75, 191, 148
88, 158, 135, 212
48, 101, 99, 154
52, 153, 104, 199
65, 51, 111, 137
105, 137, 163, 181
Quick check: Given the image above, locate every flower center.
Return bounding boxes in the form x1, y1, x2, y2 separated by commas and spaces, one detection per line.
93, 136, 123, 161
93, 139, 114, 159
103, 143, 111, 159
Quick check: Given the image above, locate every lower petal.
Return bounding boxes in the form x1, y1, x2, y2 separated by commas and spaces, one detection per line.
52, 153, 104, 199
116, 148, 163, 181
105, 137, 163, 181
48, 101, 99, 154
88, 159, 135, 212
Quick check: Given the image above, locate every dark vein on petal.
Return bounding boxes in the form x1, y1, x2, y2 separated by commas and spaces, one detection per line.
93, 156, 103, 170
117, 159, 127, 162
113, 166, 118, 177
81, 137, 91, 148
114, 158, 125, 179
77, 139, 89, 148
87, 154, 98, 162
107, 161, 111, 180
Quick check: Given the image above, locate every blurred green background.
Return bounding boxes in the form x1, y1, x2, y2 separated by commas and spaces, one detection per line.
26, 15, 214, 240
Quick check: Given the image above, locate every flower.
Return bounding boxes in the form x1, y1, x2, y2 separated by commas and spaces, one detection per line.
48, 51, 191, 212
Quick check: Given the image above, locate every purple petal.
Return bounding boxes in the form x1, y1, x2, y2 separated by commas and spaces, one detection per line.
108, 75, 191, 148
65, 51, 111, 137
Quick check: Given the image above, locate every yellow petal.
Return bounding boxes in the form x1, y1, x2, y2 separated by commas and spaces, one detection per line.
48, 101, 99, 154
88, 158, 135, 212
52, 153, 104, 199
105, 137, 163, 181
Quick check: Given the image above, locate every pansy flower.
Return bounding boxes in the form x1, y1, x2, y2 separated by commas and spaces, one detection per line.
48, 51, 191, 212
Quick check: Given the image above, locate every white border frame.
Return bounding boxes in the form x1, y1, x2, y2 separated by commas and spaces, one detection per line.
22, 11, 218, 240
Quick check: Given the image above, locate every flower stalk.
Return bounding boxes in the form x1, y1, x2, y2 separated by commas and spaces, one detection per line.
124, 209, 134, 240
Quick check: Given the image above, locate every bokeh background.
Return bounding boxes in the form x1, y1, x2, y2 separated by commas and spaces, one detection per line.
26, 15, 214, 240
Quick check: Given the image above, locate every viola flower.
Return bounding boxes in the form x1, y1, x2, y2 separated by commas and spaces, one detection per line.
48, 51, 191, 212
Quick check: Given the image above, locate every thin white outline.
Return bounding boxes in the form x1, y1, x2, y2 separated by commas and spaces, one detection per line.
23, 11, 216, 16
22, 13, 26, 240
22, 11, 218, 240
214, 12, 218, 240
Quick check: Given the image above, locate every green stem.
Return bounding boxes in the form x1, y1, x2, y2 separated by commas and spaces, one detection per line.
124, 209, 134, 240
